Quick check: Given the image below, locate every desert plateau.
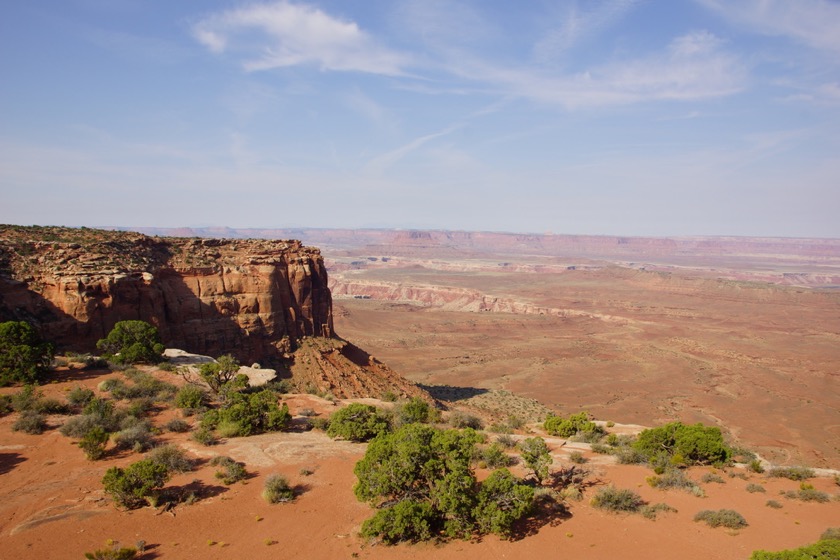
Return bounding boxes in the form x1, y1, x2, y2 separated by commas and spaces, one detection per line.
1, 225, 839, 560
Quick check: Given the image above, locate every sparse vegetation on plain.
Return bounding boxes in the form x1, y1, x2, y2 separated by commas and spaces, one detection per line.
262, 474, 295, 504
102, 459, 170, 509
590, 486, 645, 513
693, 509, 748, 529
749, 538, 840, 559
767, 466, 815, 481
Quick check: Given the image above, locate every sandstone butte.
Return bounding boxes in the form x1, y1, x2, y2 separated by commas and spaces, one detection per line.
0, 224, 426, 400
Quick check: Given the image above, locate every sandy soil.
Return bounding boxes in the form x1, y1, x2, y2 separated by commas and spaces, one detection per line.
0, 366, 838, 560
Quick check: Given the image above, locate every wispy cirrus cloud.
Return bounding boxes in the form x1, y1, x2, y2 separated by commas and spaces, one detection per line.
696, 0, 840, 54
192, 1, 411, 75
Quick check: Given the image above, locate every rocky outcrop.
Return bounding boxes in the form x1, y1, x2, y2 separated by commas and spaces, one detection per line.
0, 225, 333, 365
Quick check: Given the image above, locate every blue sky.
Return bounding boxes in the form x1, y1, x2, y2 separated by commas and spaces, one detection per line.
1, 0, 838, 237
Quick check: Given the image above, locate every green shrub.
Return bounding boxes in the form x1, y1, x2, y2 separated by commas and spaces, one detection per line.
544, 412, 600, 438
354, 423, 531, 543
0, 394, 11, 415
746, 483, 766, 493
519, 436, 552, 483
102, 459, 170, 509
192, 426, 217, 446
164, 417, 191, 433
211, 456, 247, 484
693, 509, 748, 529
12, 410, 47, 434
749, 538, 840, 559
262, 474, 294, 503
591, 486, 645, 513
473, 468, 535, 536
748, 459, 765, 473
495, 434, 516, 448
198, 355, 242, 394
67, 386, 95, 407
146, 444, 194, 474
633, 422, 732, 466
394, 397, 439, 426
213, 390, 291, 436
215, 418, 246, 438
96, 320, 165, 365
11, 384, 44, 412
767, 466, 815, 481
84, 542, 138, 560
79, 426, 109, 460
0, 321, 54, 386
327, 403, 390, 442
482, 443, 514, 468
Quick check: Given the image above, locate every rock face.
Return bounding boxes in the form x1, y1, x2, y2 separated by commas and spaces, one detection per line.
0, 226, 333, 365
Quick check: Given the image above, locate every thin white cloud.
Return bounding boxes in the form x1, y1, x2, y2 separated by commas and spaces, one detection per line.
365, 125, 461, 175
193, 1, 411, 75
533, 0, 640, 64
697, 0, 840, 54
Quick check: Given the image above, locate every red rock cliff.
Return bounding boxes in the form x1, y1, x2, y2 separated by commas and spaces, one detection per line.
0, 226, 333, 365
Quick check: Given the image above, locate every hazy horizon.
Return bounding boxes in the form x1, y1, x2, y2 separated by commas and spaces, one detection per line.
2, 1, 839, 238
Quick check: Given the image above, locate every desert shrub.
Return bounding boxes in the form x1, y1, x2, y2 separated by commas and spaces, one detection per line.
298, 407, 317, 417
591, 486, 645, 513
633, 422, 732, 467
123, 398, 154, 419
782, 483, 830, 503
211, 456, 247, 484
473, 468, 535, 536
380, 390, 398, 402
84, 542, 138, 560
213, 389, 291, 436
354, 423, 531, 543
647, 469, 703, 495
113, 423, 154, 452
97, 320, 165, 365
767, 466, 815, 481
746, 483, 766, 493
614, 446, 647, 465
12, 410, 47, 434
393, 397, 439, 426
327, 403, 390, 442
67, 386, 95, 407
693, 509, 748, 529
748, 459, 765, 473
449, 410, 483, 430
164, 417, 191, 433
0, 321, 54, 386
749, 539, 840, 560
544, 411, 601, 439
482, 443, 514, 468
147, 444, 194, 474
11, 384, 44, 412
590, 443, 611, 454
701, 473, 725, 484
79, 426, 109, 460
766, 500, 783, 509
102, 459, 170, 509
573, 429, 606, 444
495, 434, 516, 448
192, 426, 217, 446
519, 437, 552, 483
731, 446, 758, 463
310, 417, 330, 431
198, 355, 243, 394
0, 394, 11, 415
360, 499, 435, 544
262, 474, 295, 503
216, 418, 246, 438
641, 502, 678, 520
729, 471, 750, 480
821, 528, 840, 541
568, 451, 587, 464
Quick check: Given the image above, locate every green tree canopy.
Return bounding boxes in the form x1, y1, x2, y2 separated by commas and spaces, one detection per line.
96, 320, 165, 364
633, 422, 732, 466
198, 354, 243, 394
518, 436, 552, 483
0, 321, 54, 386
327, 403, 390, 442
354, 424, 533, 543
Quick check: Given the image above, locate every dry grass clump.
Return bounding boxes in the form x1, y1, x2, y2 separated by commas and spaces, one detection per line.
767, 466, 815, 481
694, 509, 748, 529
262, 474, 294, 504
591, 486, 645, 513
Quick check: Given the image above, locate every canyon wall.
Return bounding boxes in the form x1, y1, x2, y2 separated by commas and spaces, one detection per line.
0, 226, 333, 365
